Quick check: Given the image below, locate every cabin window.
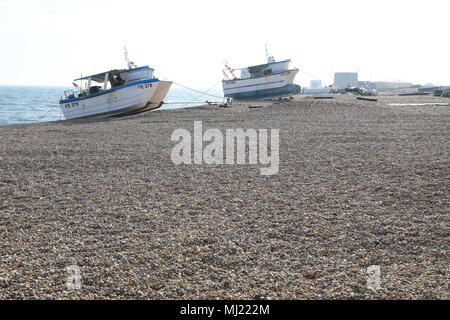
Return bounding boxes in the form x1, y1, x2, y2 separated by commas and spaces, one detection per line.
121, 69, 153, 83
109, 73, 125, 88
248, 66, 272, 78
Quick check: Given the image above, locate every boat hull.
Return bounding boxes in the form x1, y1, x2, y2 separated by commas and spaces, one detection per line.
134, 80, 173, 114
60, 79, 172, 120
222, 69, 301, 100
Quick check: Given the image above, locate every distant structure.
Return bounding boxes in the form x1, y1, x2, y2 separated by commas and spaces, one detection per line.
371, 81, 413, 91
357, 81, 376, 90
418, 85, 441, 93
303, 80, 329, 94
309, 80, 324, 88
333, 72, 359, 89
333, 71, 430, 92
432, 86, 450, 97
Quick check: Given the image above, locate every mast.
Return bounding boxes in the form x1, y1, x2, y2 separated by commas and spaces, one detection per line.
124, 45, 130, 69
124, 45, 136, 69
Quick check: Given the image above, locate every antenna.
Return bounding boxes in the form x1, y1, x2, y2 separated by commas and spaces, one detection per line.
223, 60, 235, 79
124, 45, 129, 68
124, 45, 134, 69
265, 43, 269, 62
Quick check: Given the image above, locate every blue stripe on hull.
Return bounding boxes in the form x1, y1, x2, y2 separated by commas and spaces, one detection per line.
225, 84, 301, 100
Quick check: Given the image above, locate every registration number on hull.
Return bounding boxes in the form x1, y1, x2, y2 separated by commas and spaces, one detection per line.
64, 102, 79, 109
138, 83, 153, 90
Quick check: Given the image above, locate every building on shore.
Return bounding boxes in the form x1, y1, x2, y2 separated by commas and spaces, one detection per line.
371, 81, 413, 91
332, 71, 434, 92
333, 72, 358, 89
357, 80, 414, 91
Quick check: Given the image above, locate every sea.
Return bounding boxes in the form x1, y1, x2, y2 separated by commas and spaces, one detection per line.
0, 85, 224, 126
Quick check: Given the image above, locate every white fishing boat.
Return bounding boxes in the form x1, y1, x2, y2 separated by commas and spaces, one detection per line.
222, 56, 301, 100
60, 50, 172, 120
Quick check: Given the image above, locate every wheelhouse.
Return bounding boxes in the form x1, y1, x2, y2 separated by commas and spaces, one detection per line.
233, 59, 292, 80
62, 66, 155, 102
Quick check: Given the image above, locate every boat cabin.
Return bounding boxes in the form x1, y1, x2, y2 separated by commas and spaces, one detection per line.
63, 66, 155, 100
239, 59, 291, 79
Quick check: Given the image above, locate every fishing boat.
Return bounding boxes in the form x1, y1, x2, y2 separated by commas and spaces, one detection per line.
222, 56, 301, 100
60, 50, 172, 120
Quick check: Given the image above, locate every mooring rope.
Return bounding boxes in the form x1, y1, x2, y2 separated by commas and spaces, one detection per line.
32, 104, 59, 123
164, 101, 222, 105
170, 80, 224, 100
166, 80, 224, 108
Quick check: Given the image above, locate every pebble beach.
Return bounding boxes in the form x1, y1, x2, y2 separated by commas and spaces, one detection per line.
0, 94, 448, 300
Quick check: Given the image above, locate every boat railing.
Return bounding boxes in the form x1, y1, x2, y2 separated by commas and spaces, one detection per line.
64, 89, 76, 99
64, 85, 106, 100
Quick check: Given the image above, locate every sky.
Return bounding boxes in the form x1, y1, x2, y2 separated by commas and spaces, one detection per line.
0, 0, 448, 88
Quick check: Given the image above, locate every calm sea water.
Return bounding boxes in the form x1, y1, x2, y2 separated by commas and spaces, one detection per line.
0, 85, 223, 125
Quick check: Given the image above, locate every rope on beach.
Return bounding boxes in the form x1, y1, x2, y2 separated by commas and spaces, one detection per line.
164, 101, 222, 105
32, 105, 59, 122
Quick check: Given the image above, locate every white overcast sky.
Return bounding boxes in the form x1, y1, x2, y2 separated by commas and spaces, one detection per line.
0, 0, 448, 87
